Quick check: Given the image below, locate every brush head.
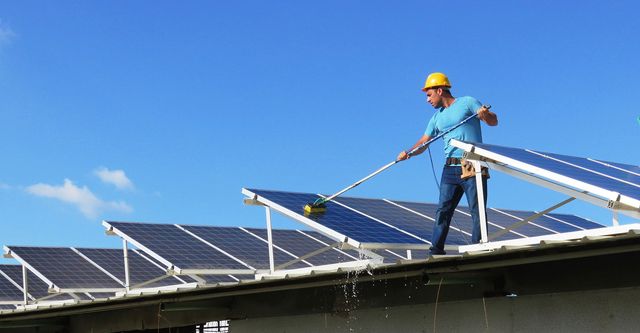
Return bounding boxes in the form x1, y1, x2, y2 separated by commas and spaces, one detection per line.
303, 202, 327, 214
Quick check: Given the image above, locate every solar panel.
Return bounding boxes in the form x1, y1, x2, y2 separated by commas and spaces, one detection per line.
76, 248, 186, 288
104, 221, 254, 273
5, 246, 124, 291
244, 189, 428, 247
180, 225, 309, 270
545, 213, 603, 230
244, 189, 606, 249
452, 140, 640, 214
243, 228, 360, 266
0, 266, 23, 302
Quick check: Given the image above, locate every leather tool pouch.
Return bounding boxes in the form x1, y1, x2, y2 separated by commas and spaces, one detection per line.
460, 159, 490, 180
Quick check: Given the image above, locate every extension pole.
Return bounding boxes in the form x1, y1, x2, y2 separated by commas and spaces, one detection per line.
316, 107, 487, 207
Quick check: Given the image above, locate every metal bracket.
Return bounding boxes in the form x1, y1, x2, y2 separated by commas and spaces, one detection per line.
489, 197, 576, 240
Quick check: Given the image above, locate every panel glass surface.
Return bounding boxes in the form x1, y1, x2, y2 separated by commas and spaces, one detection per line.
244, 228, 357, 266
387, 200, 520, 243
0, 305, 16, 310
536, 152, 640, 186
0, 266, 23, 301
248, 189, 428, 245
597, 159, 640, 175
545, 213, 604, 230
473, 142, 640, 202
181, 225, 309, 270
490, 209, 599, 234
7, 247, 123, 289
106, 222, 249, 270
334, 196, 466, 245
77, 248, 186, 288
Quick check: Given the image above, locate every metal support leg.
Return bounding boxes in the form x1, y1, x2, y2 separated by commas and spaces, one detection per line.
265, 207, 275, 273
123, 239, 130, 292
22, 265, 29, 306
613, 211, 619, 226
406, 250, 412, 260
473, 160, 488, 243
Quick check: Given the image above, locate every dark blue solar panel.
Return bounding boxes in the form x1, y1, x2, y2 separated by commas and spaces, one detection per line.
106, 222, 249, 270
77, 248, 186, 288
388, 200, 520, 242
7, 247, 123, 289
472, 142, 640, 202
334, 197, 467, 245
244, 228, 357, 266
485, 209, 561, 237
537, 152, 640, 186
249, 189, 427, 245
598, 159, 640, 176
545, 213, 604, 230
0, 305, 16, 310
0, 266, 23, 301
180, 226, 309, 270
489, 209, 580, 234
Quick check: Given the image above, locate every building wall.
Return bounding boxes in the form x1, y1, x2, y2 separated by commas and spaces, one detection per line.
231, 286, 640, 333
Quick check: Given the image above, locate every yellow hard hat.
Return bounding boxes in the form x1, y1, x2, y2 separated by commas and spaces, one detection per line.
422, 72, 451, 91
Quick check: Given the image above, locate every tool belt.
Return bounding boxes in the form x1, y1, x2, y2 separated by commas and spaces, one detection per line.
460, 159, 490, 180
445, 157, 462, 165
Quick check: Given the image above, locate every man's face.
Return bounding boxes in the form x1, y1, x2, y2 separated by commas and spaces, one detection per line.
425, 88, 442, 109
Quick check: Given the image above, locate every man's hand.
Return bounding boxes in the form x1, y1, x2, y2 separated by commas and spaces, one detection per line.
397, 151, 410, 161
477, 105, 498, 126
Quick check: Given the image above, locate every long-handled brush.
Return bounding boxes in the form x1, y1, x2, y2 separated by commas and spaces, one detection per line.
303, 105, 490, 214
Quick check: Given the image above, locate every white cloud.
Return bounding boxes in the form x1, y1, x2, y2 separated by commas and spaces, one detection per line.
94, 167, 134, 190
0, 20, 16, 46
26, 179, 133, 219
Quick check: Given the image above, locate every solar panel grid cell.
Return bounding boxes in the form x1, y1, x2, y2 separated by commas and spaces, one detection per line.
486, 209, 557, 236
106, 222, 248, 270
599, 160, 640, 176
249, 189, 427, 244
0, 267, 23, 301
8, 247, 123, 289
538, 152, 640, 186
180, 225, 308, 270
492, 209, 581, 234
335, 196, 465, 244
545, 213, 603, 230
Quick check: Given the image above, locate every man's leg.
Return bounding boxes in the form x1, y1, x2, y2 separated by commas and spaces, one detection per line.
463, 175, 488, 244
430, 168, 465, 254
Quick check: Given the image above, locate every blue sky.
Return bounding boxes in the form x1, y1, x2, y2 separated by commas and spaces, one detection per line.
0, 1, 638, 262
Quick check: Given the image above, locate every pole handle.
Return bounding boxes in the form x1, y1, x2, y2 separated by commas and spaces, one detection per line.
317, 104, 491, 206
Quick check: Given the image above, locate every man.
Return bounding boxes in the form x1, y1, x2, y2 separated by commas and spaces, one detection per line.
397, 72, 498, 255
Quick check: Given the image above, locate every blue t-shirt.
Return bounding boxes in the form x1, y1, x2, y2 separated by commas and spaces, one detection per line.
425, 96, 483, 160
